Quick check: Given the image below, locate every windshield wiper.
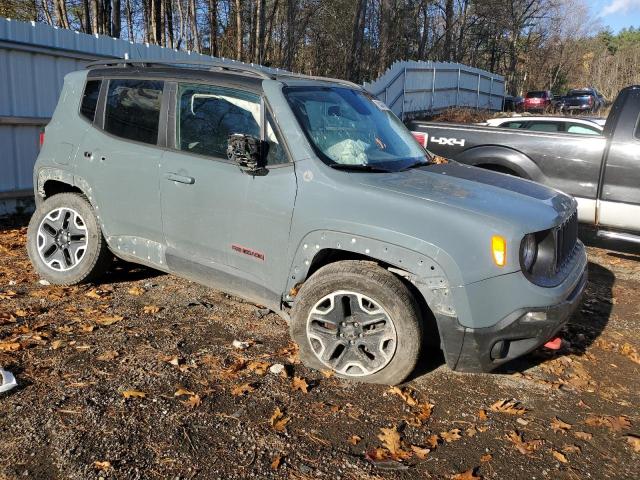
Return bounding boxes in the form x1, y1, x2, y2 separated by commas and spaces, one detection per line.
329, 163, 391, 173
399, 160, 430, 171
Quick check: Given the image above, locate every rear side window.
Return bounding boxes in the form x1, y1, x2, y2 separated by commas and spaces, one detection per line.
527, 122, 560, 132
177, 83, 260, 158
501, 121, 524, 129
80, 80, 101, 122
104, 79, 163, 145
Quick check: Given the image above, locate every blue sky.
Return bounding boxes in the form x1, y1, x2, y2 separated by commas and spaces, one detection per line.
590, 0, 640, 32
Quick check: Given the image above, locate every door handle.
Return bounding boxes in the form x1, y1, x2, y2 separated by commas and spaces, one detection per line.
84, 151, 92, 158
165, 172, 195, 185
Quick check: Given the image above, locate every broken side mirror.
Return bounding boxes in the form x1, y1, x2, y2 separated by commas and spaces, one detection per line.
226, 133, 267, 176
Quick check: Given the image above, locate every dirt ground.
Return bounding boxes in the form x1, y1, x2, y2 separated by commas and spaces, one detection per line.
1, 216, 638, 480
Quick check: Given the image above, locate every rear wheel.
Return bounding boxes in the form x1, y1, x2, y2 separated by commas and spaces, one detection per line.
27, 193, 111, 285
290, 261, 423, 385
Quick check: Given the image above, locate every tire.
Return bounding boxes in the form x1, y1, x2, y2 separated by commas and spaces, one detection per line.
27, 192, 112, 285
290, 261, 423, 385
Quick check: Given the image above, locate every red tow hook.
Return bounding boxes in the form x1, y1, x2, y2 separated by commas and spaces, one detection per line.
543, 336, 563, 350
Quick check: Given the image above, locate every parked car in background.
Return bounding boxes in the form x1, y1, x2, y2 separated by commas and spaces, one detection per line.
523, 90, 553, 112
410, 85, 640, 244
480, 116, 603, 135
503, 95, 524, 112
28, 59, 588, 383
557, 88, 605, 114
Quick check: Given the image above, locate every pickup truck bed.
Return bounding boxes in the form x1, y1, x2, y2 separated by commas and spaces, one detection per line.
409, 85, 640, 239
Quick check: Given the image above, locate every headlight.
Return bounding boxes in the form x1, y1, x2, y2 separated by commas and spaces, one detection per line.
520, 234, 538, 272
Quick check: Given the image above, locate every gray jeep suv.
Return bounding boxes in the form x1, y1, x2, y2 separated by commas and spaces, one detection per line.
27, 60, 587, 384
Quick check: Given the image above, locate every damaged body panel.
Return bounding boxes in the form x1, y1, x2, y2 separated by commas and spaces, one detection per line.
28, 61, 587, 383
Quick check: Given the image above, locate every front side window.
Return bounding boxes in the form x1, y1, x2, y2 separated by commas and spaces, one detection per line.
502, 121, 524, 129
80, 80, 101, 122
177, 83, 260, 158
104, 79, 163, 145
284, 86, 428, 171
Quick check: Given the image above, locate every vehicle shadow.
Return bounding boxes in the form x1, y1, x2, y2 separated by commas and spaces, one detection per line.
495, 260, 614, 374
101, 259, 166, 285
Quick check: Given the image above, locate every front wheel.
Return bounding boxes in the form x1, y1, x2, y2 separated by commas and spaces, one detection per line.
290, 261, 423, 385
27, 193, 112, 285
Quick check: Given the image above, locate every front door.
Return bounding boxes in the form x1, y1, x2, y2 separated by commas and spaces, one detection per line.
599, 88, 640, 231
159, 82, 297, 306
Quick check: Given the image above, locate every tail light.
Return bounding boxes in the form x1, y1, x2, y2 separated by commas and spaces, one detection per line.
411, 131, 428, 147
588, 96, 593, 106
39, 129, 45, 149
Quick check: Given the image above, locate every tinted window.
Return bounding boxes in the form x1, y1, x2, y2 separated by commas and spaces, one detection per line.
80, 80, 101, 122
567, 90, 591, 97
104, 79, 163, 145
526, 91, 546, 98
527, 122, 560, 132
177, 83, 260, 158
501, 121, 524, 129
566, 124, 600, 135
265, 112, 288, 165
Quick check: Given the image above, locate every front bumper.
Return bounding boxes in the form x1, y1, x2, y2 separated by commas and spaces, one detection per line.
436, 263, 588, 373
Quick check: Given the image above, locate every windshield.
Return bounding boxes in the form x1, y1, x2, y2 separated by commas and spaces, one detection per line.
283, 86, 430, 171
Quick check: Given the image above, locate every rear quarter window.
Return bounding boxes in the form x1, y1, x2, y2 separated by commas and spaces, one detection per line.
80, 80, 101, 122
104, 79, 164, 145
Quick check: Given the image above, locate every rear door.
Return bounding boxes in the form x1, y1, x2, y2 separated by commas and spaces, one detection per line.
159, 81, 297, 306
75, 78, 165, 248
598, 88, 640, 231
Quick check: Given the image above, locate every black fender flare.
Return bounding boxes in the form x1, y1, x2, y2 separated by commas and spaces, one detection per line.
454, 145, 544, 182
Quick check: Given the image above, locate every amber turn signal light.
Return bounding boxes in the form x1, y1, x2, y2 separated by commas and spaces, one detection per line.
492, 235, 507, 267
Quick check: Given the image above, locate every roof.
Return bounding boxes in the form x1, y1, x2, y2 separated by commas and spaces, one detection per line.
85, 59, 361, 90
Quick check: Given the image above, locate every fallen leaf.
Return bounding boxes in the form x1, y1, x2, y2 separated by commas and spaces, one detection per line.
490, 399, 527, 415
552, 450, 568, 463
0, 342, 21, 352
440, 429, 462, 443
585, 415, 631, 432
478, 409, 488, 421
416, 402, 435, 422
51, 340, 64, 350
292, 376, 310, 393
270, 407, 290, 432
183, 394, 201, 408
411, 445, 430, 459
562, 444, 581, 454
97, 315, 123, 326
247, 360, 270, 376
466, 427, 478, 437
174, 388, 195, 397
625, 434, 640, 452
551, 416, 572, 433
270, 454, 282, 470
365, 448, 389, 462
389, 386, 418, 406
426, 434, 440, 449
321, 369, 334, 378
85, 289, 103, 299
143, 305, 161, 314
231, 383, 255, 396
378, 426, 412, 460
348, 435, 362, 445
506, 430, 543, 455
480, 453, 492, 463
127, 286, 145, 296
451, 467, 482, 479
122, 390, 146, 399
574, 431, 593, 441
93, 461, 111, 471
97, 350, 119, 361
80, 324, 95, 332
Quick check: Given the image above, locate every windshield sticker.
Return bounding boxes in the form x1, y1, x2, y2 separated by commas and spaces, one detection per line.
372, 99, 390, 111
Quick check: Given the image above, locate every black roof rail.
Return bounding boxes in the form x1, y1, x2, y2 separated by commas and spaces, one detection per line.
85, 58, 274, 80
85, 58, 363, 89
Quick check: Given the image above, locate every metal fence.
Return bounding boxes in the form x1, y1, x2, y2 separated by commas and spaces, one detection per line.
363, 60, 505, 120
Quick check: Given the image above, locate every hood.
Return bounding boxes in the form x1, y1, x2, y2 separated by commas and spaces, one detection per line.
356, 162, 575, 233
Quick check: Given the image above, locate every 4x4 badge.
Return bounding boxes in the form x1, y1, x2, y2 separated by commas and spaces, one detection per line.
232, 244, 265, 261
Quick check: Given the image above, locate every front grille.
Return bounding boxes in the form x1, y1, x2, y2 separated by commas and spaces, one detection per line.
555, 211, 578, 271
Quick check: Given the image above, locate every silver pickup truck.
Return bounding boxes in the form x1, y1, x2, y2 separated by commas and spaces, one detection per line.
410, 85, 640, 244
